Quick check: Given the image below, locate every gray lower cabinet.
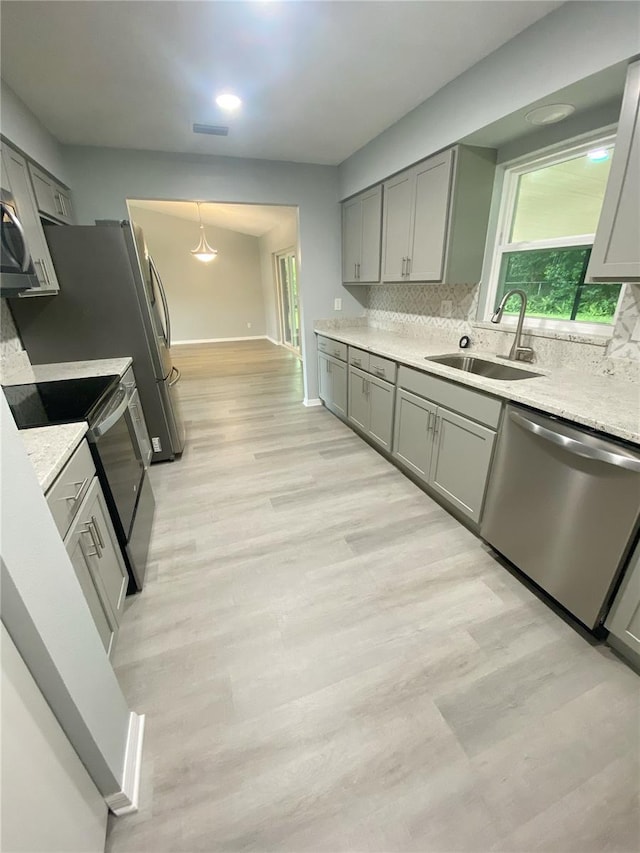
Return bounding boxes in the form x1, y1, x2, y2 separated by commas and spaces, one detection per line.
606, 541, 640, 665
587, 60, 640, 282
393, 388, 496, 523
348, 366, 395, 450
318, 352, 347, 418
63, 477, 128, 657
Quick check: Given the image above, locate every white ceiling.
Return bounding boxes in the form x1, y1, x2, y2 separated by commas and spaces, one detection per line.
0, 1, 562, 166
128, 200, 297, 237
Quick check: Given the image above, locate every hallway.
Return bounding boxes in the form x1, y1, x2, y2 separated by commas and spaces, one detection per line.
107, 340, 639, 853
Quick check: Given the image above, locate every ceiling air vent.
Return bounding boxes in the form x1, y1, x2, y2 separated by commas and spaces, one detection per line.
193, 123, 229, 136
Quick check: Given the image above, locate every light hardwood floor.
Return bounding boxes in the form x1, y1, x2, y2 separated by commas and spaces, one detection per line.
107, 340, 639, 853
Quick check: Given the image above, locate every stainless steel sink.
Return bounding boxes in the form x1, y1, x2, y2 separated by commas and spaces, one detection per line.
425, 354, 542, 380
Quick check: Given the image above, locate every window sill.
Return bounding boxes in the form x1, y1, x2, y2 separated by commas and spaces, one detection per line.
471, 320, 611, 347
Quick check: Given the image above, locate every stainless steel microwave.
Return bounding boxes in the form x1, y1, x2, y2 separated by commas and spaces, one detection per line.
0, 187, 39, 295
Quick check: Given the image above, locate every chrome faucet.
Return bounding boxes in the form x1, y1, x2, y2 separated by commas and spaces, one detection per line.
491, 289, 534, 363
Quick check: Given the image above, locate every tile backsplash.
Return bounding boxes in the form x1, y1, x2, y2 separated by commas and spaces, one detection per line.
1, 299, 23, 356
362, 282, 639, 381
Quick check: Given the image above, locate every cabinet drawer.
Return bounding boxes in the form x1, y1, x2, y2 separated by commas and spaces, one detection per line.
369, 354, 396, 383
398, 365, 501, 429
46, 441, 96, 538
349, 347, 370, 372
317, 335, 347, 361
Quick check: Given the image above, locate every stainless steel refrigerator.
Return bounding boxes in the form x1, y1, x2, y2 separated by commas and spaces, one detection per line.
10, 221, 185, 462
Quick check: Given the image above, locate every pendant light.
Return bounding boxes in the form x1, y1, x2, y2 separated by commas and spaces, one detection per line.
191, 202, 218, 262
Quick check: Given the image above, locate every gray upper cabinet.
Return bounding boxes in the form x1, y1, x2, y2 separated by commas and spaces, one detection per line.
606, 540, 640, 665
341, 185, 382, 283
1, 145, 60, 296
381, 145, 496, 285
29, 164, 75, 225
588, 60, 640, 282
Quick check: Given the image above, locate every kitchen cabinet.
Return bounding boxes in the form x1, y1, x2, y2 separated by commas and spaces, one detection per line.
348, 366, 395, 451
587, 60, 640, 282
381, 145, 496, 284
342, 185, 383, 283
0, 144, 60, 295
318, 352, 347, 418
29, 163, 74, 225
606, 540, 640, 666
63, 476, 128, 657
393, 367, 499, 523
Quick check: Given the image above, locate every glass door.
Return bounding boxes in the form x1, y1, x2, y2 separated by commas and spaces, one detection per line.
276, 249, 300, 354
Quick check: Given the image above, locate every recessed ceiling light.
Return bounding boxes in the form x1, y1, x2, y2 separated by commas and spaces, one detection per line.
588, 148, 610, 162
216, 93, 242, 111
524, 104, 575, 126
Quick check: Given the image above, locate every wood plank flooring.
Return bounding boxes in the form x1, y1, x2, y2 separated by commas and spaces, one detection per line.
107, 340, 639, 853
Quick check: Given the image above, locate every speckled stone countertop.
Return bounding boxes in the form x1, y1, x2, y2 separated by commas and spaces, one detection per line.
315, 322, 640, 446
20, 423, 89, 492
1, 356, 132, 386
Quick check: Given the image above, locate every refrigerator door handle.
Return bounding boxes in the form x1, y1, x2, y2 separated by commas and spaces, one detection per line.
169, 365, 181, 387
149, 255, 171, 348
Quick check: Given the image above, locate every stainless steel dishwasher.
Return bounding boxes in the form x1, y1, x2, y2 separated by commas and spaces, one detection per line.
481, 404, 640, 631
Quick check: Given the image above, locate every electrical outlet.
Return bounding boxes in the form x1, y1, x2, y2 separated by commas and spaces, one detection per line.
247, 322, 252, 329
334, 297, 342, 311
632, 318, 640, 342
151, 437, 162, 452
441, 300, 453, 318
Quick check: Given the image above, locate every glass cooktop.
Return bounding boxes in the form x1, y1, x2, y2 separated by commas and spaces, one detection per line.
3, 375, 120, 429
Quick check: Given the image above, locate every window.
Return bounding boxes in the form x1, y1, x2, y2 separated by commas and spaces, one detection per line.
486, 135, 623, 331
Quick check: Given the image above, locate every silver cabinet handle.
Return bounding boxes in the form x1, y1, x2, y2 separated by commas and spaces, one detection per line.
354, 262, 357, 279
57, 477, 89, 503
510, 410, 640, 472
426, 411, 434, 432
357, 262, 361, 279
91, 515, 105, 549
374, 367, 385, 378
434, 414, 441, 436
79, 535, 98, 560
406, 257, 411, 277
36, 258, 52, 288
82, 524, 102, 558
54, 192, 64, 217
401, 257, 406, 277
352, 358, 361, 367
362, 377, 366, 395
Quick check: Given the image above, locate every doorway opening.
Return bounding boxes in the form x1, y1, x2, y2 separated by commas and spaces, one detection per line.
275, 248, 300, 355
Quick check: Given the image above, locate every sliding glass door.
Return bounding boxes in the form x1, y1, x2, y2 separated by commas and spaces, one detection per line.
276, 249, 300, 354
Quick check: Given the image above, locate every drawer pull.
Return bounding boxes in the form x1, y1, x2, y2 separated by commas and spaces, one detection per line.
374, 367, 385, 377
352, 358, 361, 367
57, 477, 89, 503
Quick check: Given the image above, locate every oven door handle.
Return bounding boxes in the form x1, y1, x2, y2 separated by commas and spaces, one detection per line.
92, 385, 129, 438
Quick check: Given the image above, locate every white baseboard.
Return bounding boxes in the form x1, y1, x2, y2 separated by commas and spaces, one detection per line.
105, 712, 145, 816
265, 336, 281, 346
303, 398, 322, 407
172, 335, 268, 345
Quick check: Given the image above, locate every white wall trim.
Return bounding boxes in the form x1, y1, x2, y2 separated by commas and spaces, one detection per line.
105, 713, 145, 816
172, 335, 268, 345
265, 335, 281, 346
303, 398, 322, 407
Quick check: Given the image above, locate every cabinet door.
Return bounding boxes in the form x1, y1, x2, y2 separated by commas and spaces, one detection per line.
1, 147, 59, 295
408, 149, 454, 282
359, 185, 383, 282
587, 61, 640, 281
429, 407, 495, 523
328, 357, 348, 418
318, 353, 330, 403
342, 196, 362, 283
382, 170, 413, 281
392, 389, 436, 480
67, 534, 114, 654
28, 164, 75, 225
86, 487, 128, 621
606, 541, 640, 661
348, 366, 370, 432
368, 375, 395, 451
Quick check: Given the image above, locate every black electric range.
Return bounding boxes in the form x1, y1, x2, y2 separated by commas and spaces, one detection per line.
3, 375, 120, 429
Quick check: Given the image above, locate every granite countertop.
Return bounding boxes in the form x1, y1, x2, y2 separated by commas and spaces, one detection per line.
2, 356, 133, 386
314, 322, 640, 446
20, 422, 89, 492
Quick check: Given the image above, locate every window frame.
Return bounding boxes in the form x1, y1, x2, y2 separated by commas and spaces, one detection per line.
483, 131, 622, 337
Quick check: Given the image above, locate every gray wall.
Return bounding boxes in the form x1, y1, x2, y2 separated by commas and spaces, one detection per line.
128, 206, 267, 343
258, 212, 299, 343
0, 79, 68, 182
339, 1, 640, 198
63, 146, 365, 403
0, 393, 132, 797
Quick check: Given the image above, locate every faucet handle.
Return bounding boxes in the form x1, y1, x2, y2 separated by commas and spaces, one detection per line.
515, 346, 534, 363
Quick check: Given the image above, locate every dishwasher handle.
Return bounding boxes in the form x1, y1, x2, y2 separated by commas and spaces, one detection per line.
510, 410, 640, 473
